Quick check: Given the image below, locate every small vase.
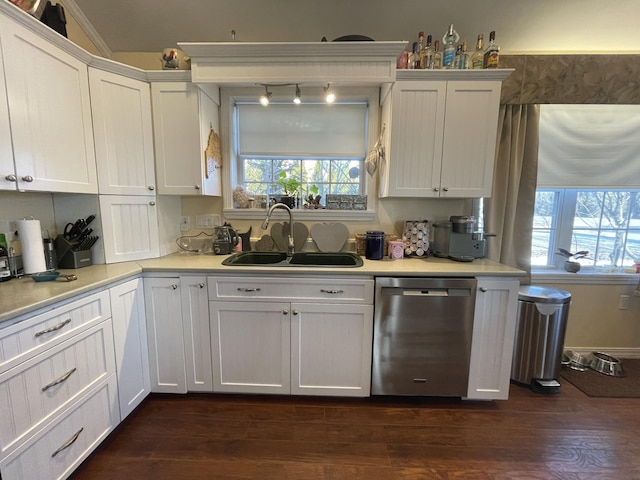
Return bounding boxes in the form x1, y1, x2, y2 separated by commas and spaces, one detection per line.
564, 260, 581, 273
280, 196, 295, 209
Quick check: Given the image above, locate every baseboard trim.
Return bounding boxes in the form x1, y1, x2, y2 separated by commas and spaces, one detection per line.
565, 347, 640, 359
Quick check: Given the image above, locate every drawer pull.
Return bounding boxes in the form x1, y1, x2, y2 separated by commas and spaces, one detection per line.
35, 318, 72, 337
171, 284, 178, 290
480, 287, 488, 293
320, 289, 344, 295
237, 287, 261, 292
42, 367, 77, 392
51, 427, 83, 457
199, 283, 205, 288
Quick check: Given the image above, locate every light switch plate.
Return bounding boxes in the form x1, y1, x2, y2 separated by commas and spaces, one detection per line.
195, 214, 221, 228
180, 216, 190, 232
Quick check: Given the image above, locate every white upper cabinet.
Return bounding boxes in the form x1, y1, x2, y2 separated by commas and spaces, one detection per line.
151, 82, 221, 196
378, 70, 510, 199
0, 46, 14, 192
89, 68, 156, 195
0, 16, 97, 194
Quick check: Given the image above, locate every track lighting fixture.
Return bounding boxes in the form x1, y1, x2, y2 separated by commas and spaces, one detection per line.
324, 84, 336, 104
259, 85, 272, 106
293, 84, 301, 104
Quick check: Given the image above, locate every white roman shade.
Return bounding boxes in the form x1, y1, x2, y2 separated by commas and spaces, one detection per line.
538, 104, 640, 188
236, 103, 367, 157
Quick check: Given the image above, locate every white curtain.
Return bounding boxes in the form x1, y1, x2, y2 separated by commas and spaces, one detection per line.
485, 105, 540, 284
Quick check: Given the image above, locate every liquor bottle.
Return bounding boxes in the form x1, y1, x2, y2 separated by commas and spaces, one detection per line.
483, 30, 500, 69
470, 34, 484, 69
417, 31, 426, 69
442, 24, 460, 69
456, 41, 468, 69
423, 34, 434, 69
408, 42, 418, 69
432, 40, 442, 69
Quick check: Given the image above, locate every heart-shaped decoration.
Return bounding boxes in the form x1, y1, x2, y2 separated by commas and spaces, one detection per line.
255, 234, 275, 252
311, 223, 349, 252
270, 222, 309, 252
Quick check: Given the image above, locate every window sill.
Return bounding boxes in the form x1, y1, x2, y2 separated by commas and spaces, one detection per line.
223, 208, 376, 222
532, 269, 640, 285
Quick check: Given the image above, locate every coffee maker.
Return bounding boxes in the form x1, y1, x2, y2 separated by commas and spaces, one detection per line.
432, 216, 487, 261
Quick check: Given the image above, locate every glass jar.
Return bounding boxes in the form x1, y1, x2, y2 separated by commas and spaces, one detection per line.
365, 231, 384, 260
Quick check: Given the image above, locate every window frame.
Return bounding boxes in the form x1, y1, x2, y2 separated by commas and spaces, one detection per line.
219, 86, 380, 221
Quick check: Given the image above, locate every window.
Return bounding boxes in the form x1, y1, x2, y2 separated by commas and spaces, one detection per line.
533, 189, 640, 268
223, 87, 378, 216
532, 105, 640, 270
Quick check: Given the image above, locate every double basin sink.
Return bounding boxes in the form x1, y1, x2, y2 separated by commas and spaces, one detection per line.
222, 251, 363, 268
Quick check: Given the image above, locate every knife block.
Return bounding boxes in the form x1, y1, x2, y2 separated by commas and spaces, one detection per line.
55, 235, 93, 269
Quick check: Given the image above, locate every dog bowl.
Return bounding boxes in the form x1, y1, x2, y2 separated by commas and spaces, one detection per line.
589, 352, 625, 377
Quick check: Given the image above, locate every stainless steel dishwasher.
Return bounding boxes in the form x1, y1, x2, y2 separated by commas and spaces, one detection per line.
372, 277, 476, 396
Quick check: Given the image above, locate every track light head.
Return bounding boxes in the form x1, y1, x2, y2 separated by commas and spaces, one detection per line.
324, 84, 336, 104
293, 84, 301, 104
259, 86, 272, 106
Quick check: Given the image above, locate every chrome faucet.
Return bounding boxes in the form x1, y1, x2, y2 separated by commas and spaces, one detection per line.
261, 202, 295, 256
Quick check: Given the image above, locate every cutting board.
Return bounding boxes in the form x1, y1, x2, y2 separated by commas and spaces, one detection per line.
311, 223, 349, 252
270, 222, 308, 252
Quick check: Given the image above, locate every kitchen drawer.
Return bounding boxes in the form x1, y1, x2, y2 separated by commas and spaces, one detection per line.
208, 276, 374, 304
0, 374, 119, 480
0, 320, 116, 458
0, 291, 111, 374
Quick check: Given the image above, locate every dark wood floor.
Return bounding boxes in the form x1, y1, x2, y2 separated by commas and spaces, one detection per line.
70, 381, 640, 480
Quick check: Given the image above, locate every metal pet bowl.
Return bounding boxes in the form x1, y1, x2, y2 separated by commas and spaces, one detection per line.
589, 352, 626, 377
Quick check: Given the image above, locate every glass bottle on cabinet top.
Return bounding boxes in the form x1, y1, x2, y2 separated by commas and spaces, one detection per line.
483, 30, 500, 69
423, 34, 434, 69
471, 34, 484, 69
442, 24, 460, 69
432, 40, 442, 69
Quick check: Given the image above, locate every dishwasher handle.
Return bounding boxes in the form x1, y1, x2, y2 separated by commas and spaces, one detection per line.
402, 289, 449, 297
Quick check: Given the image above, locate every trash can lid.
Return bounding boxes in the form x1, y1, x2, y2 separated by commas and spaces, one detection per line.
518, 285, 571, 304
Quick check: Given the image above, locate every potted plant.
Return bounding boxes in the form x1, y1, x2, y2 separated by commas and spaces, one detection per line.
277, 172, 301, 208
556, 248, 589, 273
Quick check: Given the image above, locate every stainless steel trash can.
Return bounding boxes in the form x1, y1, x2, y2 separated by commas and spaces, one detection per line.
511, 286, 571, 392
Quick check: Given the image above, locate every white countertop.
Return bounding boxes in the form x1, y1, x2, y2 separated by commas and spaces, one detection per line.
0, 253, 524, 325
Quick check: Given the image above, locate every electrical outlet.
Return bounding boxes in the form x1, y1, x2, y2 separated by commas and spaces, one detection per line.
195, 214, 221, 228
618, 295, 630, 310
180, 216, 190, 232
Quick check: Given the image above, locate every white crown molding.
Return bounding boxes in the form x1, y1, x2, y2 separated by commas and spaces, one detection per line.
60, 0, 112, 58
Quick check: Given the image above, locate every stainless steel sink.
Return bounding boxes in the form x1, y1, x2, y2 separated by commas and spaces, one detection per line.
221, 251, 362, 267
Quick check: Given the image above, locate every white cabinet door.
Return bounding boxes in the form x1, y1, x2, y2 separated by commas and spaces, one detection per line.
379, 73, 505, 199
181, 276, 213, 392
210, 301, 290, 394
0, 16, 97, 194
291, 303, 374, 397
151, 82, 221, 196
144, 277, 186, 394
109, 278, 150, 420
378, 80, 446, 198
99, 195, 160, 263
89, 68, 156, 196
0, 45, 15, 192
467, 277, 519, 400
440, 81, 502, 198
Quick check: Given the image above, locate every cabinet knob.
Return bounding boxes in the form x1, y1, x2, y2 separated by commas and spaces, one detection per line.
148, 185, 155, 191
5, 174, 17, 182
292, 310, 299, 316
171, 284, 178, 290
480, 287, 488, 293
198, 283, 205, 288
194, 185, 201, 190
283, 309, 289, 315
433, 187, 439, 192
22, 175, 34, 182
149, 201, 156, 206
443, 187, 449, 192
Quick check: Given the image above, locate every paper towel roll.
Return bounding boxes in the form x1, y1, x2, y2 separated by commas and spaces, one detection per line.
17, 218, 47, 274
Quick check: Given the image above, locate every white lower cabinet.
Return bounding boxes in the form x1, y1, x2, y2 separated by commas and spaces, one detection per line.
208, 275, 374, 397
109, 278, 150, 420
143, 277, 187, 394
0, 376, 119, 480
467, 277, 520, 400
180, 276, 213, 392
291, 303, 374, 397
